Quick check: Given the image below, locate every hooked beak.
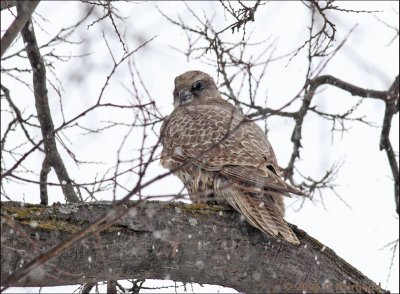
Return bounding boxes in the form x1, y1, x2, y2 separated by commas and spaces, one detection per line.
179, 89, 193, 103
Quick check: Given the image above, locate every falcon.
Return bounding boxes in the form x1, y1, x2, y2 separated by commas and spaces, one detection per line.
160, 70, 304, 245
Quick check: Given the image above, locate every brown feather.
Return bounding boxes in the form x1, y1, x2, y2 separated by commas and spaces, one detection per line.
161, 70, 303, 245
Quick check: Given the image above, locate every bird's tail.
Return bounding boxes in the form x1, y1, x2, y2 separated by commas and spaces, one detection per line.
219, 185, 300, 245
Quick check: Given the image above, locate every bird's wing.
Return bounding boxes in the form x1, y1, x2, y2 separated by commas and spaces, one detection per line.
220, 165, 302, 195
161, 99, 304, 196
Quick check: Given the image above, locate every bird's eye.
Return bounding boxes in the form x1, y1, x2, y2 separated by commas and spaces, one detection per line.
266, 164, 277, 175
192, 80, 204, 90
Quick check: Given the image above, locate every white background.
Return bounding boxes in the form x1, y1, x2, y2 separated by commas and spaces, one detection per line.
1, 1, 399, 293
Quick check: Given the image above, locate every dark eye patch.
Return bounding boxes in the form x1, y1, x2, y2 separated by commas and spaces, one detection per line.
192, 80, 204, 90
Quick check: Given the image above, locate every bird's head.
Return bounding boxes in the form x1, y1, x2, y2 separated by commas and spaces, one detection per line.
173, 70, 220, 108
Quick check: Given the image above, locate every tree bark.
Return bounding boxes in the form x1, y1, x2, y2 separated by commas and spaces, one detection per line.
0, 1, 39, 57
1, 201, 386, 293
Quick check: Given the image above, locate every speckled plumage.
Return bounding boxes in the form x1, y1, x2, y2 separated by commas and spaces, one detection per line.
160, 70, 303, 245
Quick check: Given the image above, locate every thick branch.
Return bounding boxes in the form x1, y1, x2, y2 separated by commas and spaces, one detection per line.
19, 12, 79, 203
309, 75, 390, 101
1, 1, 39, 57
379, 75, 399, 214
1, 0, 17, 11
1, 201, 386, 293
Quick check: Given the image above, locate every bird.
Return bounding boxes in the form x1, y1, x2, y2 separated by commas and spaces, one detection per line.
160, 70, 305, 245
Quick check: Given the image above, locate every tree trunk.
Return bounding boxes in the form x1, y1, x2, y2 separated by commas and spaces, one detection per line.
1, 201, 386, 293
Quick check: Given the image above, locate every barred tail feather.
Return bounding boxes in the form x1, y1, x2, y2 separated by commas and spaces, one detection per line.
216, 181, 299, 245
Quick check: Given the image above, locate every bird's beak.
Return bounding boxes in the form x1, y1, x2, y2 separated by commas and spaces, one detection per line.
179, 89, 193, 103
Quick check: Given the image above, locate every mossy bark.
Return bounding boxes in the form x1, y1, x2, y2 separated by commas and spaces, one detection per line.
1, 201, 386, 293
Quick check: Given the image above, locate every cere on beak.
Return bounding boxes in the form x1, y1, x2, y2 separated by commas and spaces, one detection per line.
179, 89, 193, 103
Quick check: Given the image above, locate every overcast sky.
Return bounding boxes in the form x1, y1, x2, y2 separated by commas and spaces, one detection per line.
1, 1, 399, 293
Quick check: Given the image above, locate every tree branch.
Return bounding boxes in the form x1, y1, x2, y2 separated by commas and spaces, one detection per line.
1, 201, 386, 293
379, 75, 399, 214
19, 11, 80, 203
1, 1, 39, 57
308, 75, 391, 101
1, 0, 17, 11
284, 75, 399, 214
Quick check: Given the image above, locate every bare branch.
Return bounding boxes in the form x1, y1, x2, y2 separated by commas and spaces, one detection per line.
39, 156, 50, 205
81, 282, 97, 294
309, 75, 391, 101
379, 75, 399, 214
1, 0, 17, 11
284, 74, 399, 207
107, 280, 117, 294
20, 12, 80, 203
1, 0, 39, 57
217, 0, 263, 35
0, 84, 39, 149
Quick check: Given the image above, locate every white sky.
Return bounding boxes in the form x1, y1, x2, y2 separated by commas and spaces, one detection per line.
1, 1, 399, 293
